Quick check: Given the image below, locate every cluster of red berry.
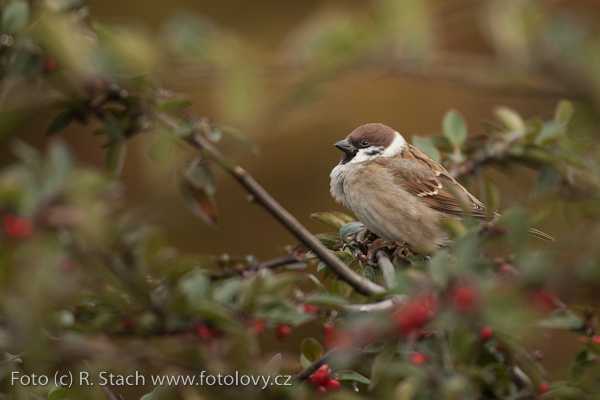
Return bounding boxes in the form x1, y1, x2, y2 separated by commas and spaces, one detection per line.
2, 214, 34, 239
307, 364, 340, 394
393, 291, 437, 337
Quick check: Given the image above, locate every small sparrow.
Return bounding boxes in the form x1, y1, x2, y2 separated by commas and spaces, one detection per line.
330, 123, 553, 247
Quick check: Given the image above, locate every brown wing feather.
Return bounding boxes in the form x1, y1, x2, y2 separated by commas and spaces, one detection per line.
377, 144, 487, 218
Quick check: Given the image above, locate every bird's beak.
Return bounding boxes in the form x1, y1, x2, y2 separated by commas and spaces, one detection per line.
334, 139, 355, 155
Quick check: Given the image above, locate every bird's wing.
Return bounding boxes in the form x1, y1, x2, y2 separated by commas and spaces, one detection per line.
376, 144, 487, 218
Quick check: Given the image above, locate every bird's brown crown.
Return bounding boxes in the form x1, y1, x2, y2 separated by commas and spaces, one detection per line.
347, 123, 396, 148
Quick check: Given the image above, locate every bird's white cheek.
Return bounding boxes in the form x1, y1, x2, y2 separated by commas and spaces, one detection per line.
329, 164, 348, 205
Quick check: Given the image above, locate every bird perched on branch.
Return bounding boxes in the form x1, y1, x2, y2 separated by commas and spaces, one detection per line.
329, 123, 553, 248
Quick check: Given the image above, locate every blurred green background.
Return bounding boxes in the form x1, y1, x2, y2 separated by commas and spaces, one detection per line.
3, 0, 600, 382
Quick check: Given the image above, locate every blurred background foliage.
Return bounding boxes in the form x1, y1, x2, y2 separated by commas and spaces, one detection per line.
2, 0, 600, 399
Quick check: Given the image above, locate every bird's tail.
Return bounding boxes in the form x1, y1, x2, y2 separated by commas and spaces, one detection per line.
527, 228, 555, 242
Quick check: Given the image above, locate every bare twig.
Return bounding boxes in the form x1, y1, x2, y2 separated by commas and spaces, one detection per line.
341, 295, 407, 313
217, 253, 305, 277
376, 250, 397, 288
256, 253, 303, 270
157, 113, 385, 296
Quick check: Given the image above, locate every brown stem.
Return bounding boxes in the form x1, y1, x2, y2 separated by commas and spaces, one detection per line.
217, 253, 305, 277
157, 114, 385, 296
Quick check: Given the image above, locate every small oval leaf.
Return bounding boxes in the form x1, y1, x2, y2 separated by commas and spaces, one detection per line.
310, 212, 347, 230
443, 110, 467, 146
46, 110, 75, 136
301, 338, 324, 362
412, 136, 441, 163
340, 221, 365, 240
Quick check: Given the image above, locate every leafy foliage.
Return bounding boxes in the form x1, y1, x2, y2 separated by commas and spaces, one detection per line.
1, 1, 600, 400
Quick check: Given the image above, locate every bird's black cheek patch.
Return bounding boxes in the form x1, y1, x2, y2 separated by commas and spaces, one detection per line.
341, 151, 357, 164
365, 146, 384, 157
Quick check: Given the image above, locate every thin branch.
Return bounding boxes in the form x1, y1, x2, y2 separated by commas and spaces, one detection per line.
341, 295, 407, 313
217, 253, 305, 277
376, 250, 397, 289
157, 113, 386, 296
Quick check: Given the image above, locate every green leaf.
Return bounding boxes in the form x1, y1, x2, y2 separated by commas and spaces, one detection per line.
310, 212, 348, 230
47, 386, 67, 400
149, 133, 176, 167
369, 348, 395, 390
535, 121, 565, 145
304, 293, 349, 307
177, 176, 218, 227
427, 248, 449, 288
46, 140, 72, 196
494, 106, 524, 131
1, 0, 29, 34
570, 350, 594, 380
363, 265, 375, 282
483, 179, 500, 220
213, 279, 244, 305
179, 271, 211, 305
412, 136, 441, 163
46, 110, 75, 136
255, 301, 313, 325
101, 117, 124, 141
331, 279, 353, 298
161, 97, 192, 112
214, 124, 259, 153
307, 274, 327, 293
140, 386, 161, 400
340, 221, 365, 240
300, 353, 311, 369
301, 338, 324, 362
184, 160, 216, 196
335, 370, 371, 385
554, 100, 574, 126
536, 309, 584, 331
315, 233, 340, 248
443, 110, 467, 146
105, 141, 127, 175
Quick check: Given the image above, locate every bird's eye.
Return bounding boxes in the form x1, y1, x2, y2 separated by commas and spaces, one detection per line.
360, 139, 370, 147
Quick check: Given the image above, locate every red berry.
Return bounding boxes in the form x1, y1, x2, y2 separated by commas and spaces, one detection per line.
479, 325, 494, 341
43, 56, 58, 72
410, 352, 427, 365
123, 317, 134, 331
250, 320, 266, 335
592, 336, 600, 344
322, 323, 335, 337
62, 258, 74, 272
2, 214, 34, 239
539, 381, 549, 393
196, 324, 215, 340
316, 385, 327, 394
450, 284, 478, 311
308, 374, 317, 384
394, 301, 430, 336
303, 304, 319, 314
326, 380, 340, 390
532, 290, 560, 312
314, 369, 330, 385
277, 325, 292, 341
324, 330, 352, 351
317, 364, 330, 374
